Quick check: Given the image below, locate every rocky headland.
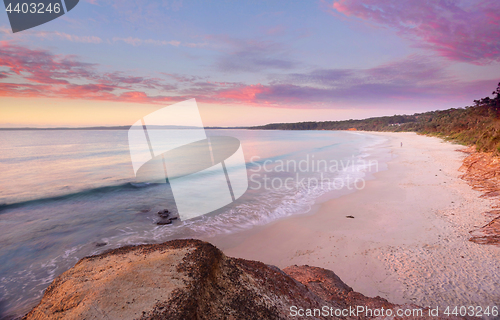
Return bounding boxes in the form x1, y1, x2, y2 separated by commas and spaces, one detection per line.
24, 239, 463, 320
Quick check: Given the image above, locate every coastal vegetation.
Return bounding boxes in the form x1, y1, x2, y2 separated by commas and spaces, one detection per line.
252, 83, 500, 153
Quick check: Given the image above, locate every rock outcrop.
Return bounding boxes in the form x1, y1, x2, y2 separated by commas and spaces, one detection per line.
459, 149, 500, 245
24, 239, 462, 320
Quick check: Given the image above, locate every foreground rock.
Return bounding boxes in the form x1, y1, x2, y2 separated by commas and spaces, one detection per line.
24, 239, 462, 320
459, 149, 500, 245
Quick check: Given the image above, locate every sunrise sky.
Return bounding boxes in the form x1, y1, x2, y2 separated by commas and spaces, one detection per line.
1, 0, 499, 127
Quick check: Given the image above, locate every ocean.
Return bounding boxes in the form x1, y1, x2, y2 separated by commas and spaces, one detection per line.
0, 129, 387, 318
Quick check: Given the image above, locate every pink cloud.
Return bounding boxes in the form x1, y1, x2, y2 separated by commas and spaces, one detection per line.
265, 25, 286, 35
118, 91, 176, 103
0, 82, 51, 97
216, 84, 271, 103
331, 0, 500, 64
0, 42, 181, 103
0, 41, 95, 82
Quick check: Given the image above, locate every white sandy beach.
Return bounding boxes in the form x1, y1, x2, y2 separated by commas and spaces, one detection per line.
209, 132, 500, 308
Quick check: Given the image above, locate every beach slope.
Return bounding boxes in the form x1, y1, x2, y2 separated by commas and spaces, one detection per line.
215, 132, 500, 308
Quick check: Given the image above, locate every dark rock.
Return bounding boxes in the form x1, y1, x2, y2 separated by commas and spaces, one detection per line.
156, 219, 172, 225
346, 215, 355, 219
157, 209, 170, 218
95, 242, 107, 247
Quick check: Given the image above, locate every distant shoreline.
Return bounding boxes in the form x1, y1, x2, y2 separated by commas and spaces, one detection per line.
0, 126, 248, 131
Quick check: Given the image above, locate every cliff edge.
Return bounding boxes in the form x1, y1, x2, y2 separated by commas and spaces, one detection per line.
460, 149, 500, 245
24, 239, 461, 320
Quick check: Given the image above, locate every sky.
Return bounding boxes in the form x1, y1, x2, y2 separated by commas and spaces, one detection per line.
0, 0, 499, 127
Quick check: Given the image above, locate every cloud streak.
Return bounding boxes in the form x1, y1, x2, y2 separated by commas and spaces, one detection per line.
0, 42, 496, 109
0, 27, 103, 44
211, 36, 297, 72
112, 37, 181, 47
331, 0, 500, 64
37, 31, 103, 44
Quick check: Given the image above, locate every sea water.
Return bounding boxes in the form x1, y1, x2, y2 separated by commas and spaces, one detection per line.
0, 129, 387, 318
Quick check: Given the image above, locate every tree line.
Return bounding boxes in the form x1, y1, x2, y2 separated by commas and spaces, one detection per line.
251, 83, 500, 153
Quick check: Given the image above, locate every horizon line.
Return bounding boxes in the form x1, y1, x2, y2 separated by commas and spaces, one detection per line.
0, 125, 250, 130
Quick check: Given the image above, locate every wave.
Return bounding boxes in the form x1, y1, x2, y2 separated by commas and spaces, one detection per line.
0, 182, 156, 213
245, 142, 342, 169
